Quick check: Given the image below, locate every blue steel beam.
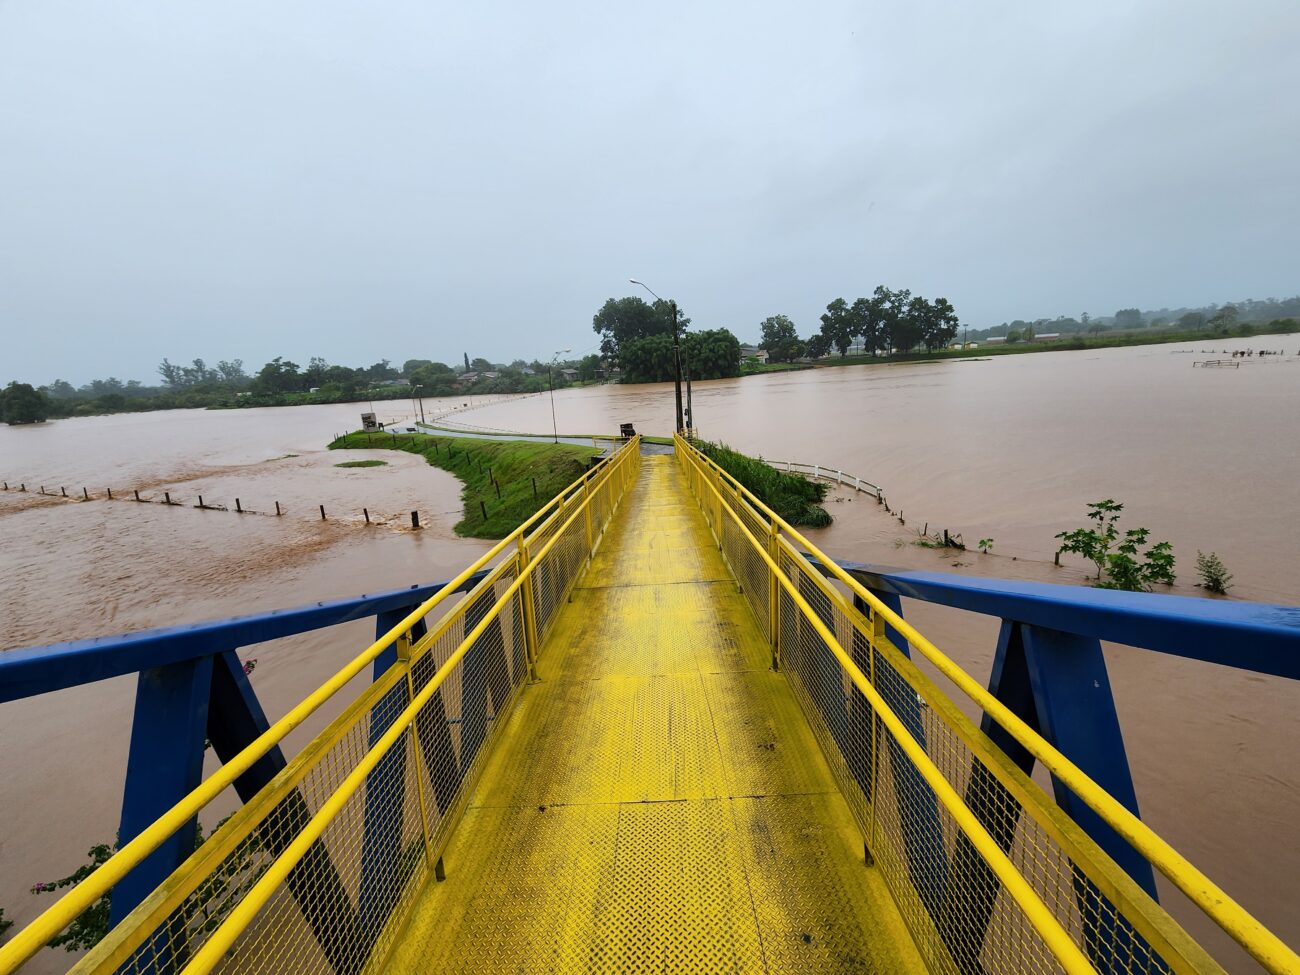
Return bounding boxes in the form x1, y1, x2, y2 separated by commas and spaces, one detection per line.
817, 559, 1300, 679
0, 572, 492, 703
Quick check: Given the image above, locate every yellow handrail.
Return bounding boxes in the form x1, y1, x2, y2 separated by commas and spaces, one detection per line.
179, 437, 640, 974
674, 437, 1094, 973
676, 433, 1300, 975
0, 435, 639, 975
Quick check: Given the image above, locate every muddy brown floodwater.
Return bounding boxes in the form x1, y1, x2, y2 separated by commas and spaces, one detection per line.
1, 341, 1297, 972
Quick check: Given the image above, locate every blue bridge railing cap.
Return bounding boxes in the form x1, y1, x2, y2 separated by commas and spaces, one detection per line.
0, 571, 490, 704
809, 555, 1300, 680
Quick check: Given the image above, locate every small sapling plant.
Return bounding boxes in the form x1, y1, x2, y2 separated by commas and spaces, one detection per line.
1055, 500, 1175, 591
977, 538, 994, 554
1196, 551, 1233, 594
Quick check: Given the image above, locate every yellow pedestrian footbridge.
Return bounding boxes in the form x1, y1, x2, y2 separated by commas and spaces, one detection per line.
3, 435, 1297, 975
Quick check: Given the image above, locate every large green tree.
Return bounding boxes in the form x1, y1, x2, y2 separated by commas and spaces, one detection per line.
619, 334, 677, 383
2, 381, 50, 423
818, 298, 856, 357
873, 286, 912, 355
252, 357, 304, 394
911, 295, 960, 352
592, 296, 685, 362
1114, 308, 1143, 329
685, 329, 741, 379
758, 315, 803, 362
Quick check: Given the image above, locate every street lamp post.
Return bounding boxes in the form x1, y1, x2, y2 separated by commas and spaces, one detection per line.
629, 279, 685, 433
548, 348, 570, 444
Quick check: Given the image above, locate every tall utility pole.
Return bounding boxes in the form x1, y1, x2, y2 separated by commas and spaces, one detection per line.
670, 300, 685, 434
680, 318, 694, 435
548, 348, 570, 443
631, 279, 685, 433
412, 385, 426, 424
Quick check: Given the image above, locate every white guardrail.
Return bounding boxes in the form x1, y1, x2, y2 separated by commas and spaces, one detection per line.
769, 460, 883, 499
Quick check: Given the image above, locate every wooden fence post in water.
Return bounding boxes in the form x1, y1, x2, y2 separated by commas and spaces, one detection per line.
61, 487, 67, 497
83, 487, 89, 500
411, 511, 420, 529
164, 492, 172, 505
363, 507, 370, 524
235, 498, 242, 513
107, 488, 113, 500
320, 504, 327, 521
134, 490, 141, 502
275, 501, 282, 516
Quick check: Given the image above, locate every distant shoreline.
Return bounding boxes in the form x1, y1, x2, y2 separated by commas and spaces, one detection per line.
741, 320, 1298, 375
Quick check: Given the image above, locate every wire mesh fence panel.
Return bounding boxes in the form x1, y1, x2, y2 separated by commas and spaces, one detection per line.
673, 436, 1210, 975
55, 439, 644, 975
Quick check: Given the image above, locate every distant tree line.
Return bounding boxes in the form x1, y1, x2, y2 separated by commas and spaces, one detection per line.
3, 352, 598, 423
591, 296, 742, 382
968, 295, 1300, 342
757, 287, 960, 362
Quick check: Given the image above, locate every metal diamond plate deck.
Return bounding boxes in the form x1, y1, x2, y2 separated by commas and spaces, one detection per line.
386, 456, 923, 973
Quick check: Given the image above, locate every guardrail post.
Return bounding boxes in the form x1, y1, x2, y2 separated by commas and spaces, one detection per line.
767, 522, 780, 669
111, 656, 215, 931
518, 538, 542, 680
582, 479, 595, 552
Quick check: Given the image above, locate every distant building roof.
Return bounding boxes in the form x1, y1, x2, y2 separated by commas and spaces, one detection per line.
1032, 332, 1061, 340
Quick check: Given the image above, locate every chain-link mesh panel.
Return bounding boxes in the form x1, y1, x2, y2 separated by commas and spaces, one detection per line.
673, 436, 1205, 975
63, 440, 643, 975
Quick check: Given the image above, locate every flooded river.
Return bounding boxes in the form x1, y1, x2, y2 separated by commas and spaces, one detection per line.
1, 340, 1296, 971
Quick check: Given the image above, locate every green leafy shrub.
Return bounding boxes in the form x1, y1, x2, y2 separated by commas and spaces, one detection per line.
977, 538, 994, 553
695, 441, 831, 528
1196, 551, 1233, 594
1055, 500, 1175, 591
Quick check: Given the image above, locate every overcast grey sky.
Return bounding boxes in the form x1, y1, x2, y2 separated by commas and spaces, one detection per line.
2, 0, 1297, 385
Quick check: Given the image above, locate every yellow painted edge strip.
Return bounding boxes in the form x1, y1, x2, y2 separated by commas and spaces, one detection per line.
675, 440, 1095, 975
677, 435, 1300, 975
0, 436, 640, 975
179, 439, 638, 975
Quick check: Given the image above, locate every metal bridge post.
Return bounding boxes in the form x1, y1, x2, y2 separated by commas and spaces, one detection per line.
359, 610, 414, 941
980, 619, 1156, 972
582, 478, 594, 553
517, 540, 542, 680
111, 656, 215, 934
767, 521, 780, 670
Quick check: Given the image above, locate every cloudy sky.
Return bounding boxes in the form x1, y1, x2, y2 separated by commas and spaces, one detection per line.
2, 0, 1297, 385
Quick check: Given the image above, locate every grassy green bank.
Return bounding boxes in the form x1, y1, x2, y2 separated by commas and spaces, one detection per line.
329, 432, 599, 538
696, 440, 831, 527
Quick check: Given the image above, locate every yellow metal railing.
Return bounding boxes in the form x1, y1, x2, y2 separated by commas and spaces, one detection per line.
0, 436, 641, 975
674, 432, 1298, 975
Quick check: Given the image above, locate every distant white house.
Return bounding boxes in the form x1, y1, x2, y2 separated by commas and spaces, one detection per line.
740, 345, 769, 363
560, 368, 579, 381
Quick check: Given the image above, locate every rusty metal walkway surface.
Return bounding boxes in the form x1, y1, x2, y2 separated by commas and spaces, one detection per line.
386, 455, 923, 973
